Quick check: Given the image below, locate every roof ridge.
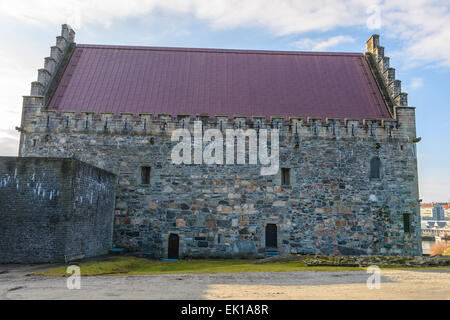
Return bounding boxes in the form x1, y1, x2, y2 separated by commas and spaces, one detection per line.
76, 44, 363, 57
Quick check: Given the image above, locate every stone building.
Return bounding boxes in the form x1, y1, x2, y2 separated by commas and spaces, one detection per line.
15, 25, 422, 258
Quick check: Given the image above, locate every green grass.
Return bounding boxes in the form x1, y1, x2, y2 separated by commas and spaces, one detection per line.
33, 256, 450, 277
34, 256, 366, 276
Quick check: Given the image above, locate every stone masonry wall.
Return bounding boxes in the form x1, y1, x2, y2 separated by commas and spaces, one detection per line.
17, 105, 422, 258
0, 157, 117, 263
14, 30, 421, 258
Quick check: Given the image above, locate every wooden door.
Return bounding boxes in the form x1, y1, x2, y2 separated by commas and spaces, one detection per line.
168, 234, 179, 259
265, 224, 277, 248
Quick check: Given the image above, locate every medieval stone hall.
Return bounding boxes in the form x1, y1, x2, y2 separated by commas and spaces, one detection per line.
1, 24, 421, 262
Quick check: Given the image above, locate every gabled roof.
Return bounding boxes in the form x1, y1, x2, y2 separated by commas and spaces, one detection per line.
47, 44, 392, 120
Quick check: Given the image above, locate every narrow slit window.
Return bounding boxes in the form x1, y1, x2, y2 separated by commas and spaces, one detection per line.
141, 166, 151, 185
370, 157, 381, 179
281, 168, 290, 186
403, 214, 411, 233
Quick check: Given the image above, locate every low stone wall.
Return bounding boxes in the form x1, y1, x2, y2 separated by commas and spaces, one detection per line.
0, 157, 117, 263
255, 254, 450, 267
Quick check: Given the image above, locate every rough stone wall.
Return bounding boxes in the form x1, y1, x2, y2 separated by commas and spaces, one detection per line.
14, 31, 421, 258
17, 103, 422, 257
0, 157, 117, 263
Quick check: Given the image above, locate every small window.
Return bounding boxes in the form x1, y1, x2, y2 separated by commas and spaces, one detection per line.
370, 157, 381, 179
403, 214, 411, 233
281, 168, 290, 185
140, 166, 151, 185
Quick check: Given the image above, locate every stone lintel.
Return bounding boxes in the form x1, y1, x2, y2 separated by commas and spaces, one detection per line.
214, 114, 228, 120
381, 118, 397, 126
158, 113, 172, 120
326, 117, 341, 125
270, 116, 284, 121
363, 118, 381, 125
307, 117, 322, 123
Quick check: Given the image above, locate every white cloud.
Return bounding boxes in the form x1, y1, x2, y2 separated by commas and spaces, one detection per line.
410, 77, 424, 89
0, 44, 41, 156
0, 0, 371, 33
381, 1, 450, 67
0, 136, 19, 156
419, 178, 450, 203
292, 35, 355, 51
0, 0, 448, 66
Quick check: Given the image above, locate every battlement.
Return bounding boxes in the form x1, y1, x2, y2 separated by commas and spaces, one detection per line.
18, 105, 419, 142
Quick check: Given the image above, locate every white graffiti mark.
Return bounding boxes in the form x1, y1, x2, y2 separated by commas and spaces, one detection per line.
0, 170, 61, 201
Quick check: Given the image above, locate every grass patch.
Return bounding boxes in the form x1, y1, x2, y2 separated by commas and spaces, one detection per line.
35, 256, 366, 276
33, 256, 450, 277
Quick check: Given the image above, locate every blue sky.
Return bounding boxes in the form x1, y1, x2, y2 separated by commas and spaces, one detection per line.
0, 0, 449, 202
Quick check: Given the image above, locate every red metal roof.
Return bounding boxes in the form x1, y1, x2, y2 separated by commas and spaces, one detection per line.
47, 44, 392, 120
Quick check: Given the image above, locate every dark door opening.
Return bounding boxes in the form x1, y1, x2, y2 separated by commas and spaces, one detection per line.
168, 234, 179, 259
265, 224, 277, 248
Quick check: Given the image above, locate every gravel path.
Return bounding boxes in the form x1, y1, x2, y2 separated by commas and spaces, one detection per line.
0, 265, 449, 300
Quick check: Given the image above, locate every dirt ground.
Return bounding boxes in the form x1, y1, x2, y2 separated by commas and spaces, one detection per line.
0, 265, 449, 300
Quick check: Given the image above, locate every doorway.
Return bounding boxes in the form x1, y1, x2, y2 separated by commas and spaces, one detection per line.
265, 224, 277, 248
168, 234, 179, 259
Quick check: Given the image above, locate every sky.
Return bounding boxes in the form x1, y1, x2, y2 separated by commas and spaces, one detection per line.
0, 0, 449, 203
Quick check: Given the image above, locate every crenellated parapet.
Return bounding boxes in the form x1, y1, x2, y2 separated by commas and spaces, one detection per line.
20, 108, 416, 143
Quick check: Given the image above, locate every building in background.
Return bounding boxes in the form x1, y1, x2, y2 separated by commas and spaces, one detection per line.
420, 203, 434, 219
420, 203, 449, 221
420, 203, 450, 254
443, 204, 450, 219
